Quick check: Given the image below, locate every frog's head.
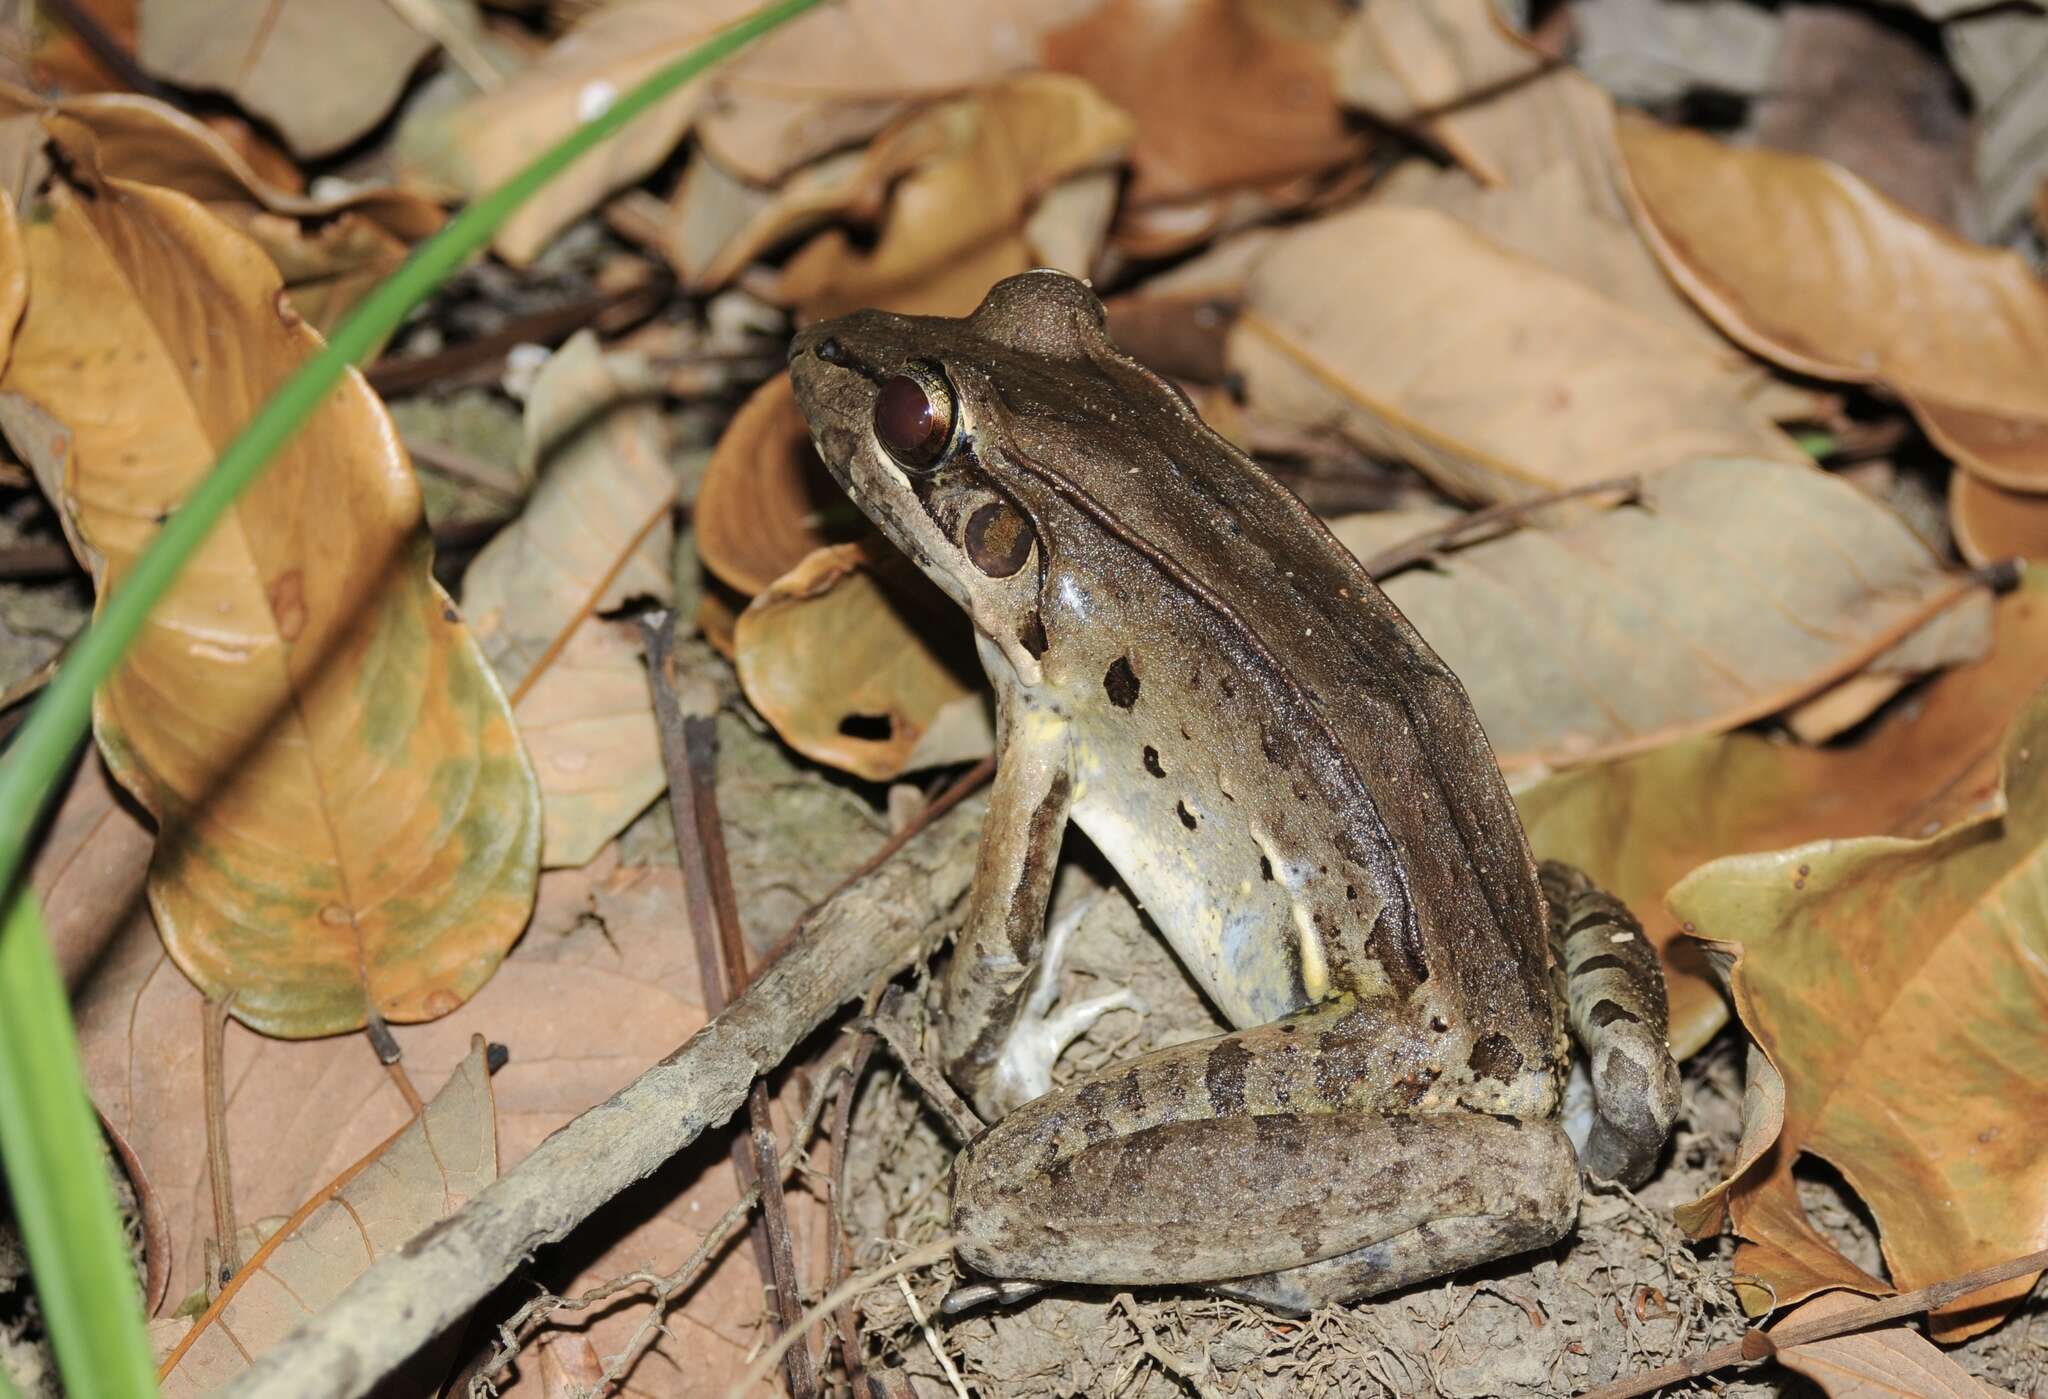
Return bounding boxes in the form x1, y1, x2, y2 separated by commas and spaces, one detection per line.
788, 269, 1113, 678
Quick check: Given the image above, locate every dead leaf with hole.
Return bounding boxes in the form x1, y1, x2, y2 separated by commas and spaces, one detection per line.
136, 0, 439, 158
761, 74, 1134, 320
155, 1039, 497, 1394
694, 372, 862, 596
1517, 567, 2046, 1060
1228, 204, 1808, 502
1040, 0, 1366, 215
1326, 458, 1986, 769
1670, 685, 2048, 1339
462, 331, 675, 868
735, 541, 990, 782
1950, 470, 2048, 567
1772, 1290, 2022, 1398
0, 129, 538, 1038
0, 85, 443, 333
415, 0, 1085, 265
1618, 115, 2048, 492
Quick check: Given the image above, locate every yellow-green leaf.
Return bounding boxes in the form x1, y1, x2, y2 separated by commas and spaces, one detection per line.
0, 149, 538, 1038
1669, 686, 2048, 1338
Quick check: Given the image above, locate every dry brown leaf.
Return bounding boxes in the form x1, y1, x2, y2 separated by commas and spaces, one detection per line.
32, 749, 153, 994
0, 128, 538, 1038
1519, 567, 2048, 1060
1040, 0, 1365, 208
1228, 204, 1808, 502
0, 165, 21, 362
764, 74, 1135, 320
1950, 470, 2048, 567
1330, 458, 1985, 768
734, 541, 990, 781
136, 0, 436, 158
1618, 115, 2048, 492
1670, 687, 2048, 1339
695, 372, 860, 596
1332, 0, 1545, 185
1773, 1291, 2019, 1398
156, 1039, 497, 1393
0, 85, 442, 333
462, 332, 675, 867
27, 0, 139, 96
416, 0, 1086, 265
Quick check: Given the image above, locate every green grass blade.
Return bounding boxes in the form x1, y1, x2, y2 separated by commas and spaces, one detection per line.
0, 3, 821, 1393
0, 894, 156, 1396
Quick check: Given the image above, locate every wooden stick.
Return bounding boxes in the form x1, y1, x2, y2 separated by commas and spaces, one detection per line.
1577, 1246, 2048, 1398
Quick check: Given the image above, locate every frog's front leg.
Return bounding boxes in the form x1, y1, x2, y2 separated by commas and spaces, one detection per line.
953, 1000, 1581, 1312
941, 697, 1135, 1119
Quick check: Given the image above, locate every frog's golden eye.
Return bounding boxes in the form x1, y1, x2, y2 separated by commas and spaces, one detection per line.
874, 363, 956, 470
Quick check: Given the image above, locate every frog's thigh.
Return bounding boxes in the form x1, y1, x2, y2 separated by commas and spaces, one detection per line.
956, 1101, 1577, 1304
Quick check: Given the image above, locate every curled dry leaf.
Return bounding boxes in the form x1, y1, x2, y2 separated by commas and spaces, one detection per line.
1040, 0, 1365, 208
156, 1040, 497, 1394
1670, 685, 2048, 1339
1228, 204, 1808, 502
137, 0, 436, 158
417, 0, 1083, 265
0, 133, 539, 1038
1949, 469, 2048, 567
734, 541, 990, 782
462, 332, 675, 867
764, 74, 1135, 320
1519, 568, 2047, 1060
0, 85, 442, 332
1329, 458, 1986, 770
1618, 115, 2048, 492
1771, 1290, 2022, 1399
695, 371, 859, 596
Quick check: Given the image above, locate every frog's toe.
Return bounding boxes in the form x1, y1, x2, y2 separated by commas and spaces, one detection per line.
990, 984, 1143, 1111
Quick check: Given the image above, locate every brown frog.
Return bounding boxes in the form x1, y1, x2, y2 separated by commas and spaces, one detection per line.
788, 270, 1680, 1312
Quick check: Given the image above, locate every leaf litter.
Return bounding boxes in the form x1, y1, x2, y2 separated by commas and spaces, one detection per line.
3, 0, 2048, 1395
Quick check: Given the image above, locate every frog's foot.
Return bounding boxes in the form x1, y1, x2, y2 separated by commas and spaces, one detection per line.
987, 896, 1143, 1114
1540, 862, 1682, 1186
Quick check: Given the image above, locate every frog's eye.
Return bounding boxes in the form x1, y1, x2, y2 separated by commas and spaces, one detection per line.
873, 363, 956, 470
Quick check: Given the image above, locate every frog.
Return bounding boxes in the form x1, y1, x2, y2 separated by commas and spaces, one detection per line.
787, 269, 1681, 1313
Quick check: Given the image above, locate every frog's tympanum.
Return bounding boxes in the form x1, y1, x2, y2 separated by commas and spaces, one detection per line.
789, 271, 1681, 1312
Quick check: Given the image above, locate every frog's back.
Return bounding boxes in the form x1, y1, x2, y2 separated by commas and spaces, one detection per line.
980, 341, 1555, 1052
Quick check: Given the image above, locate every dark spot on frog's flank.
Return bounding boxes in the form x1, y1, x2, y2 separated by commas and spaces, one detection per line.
1253, 1113, 1311, 1157
1018, 612, 1049, 658
1219, 673, 1236, 700
1076, 1082, 1115, 1144
1572, 953, 1629, 976
1392, 1074, 1433, 1108
1258, 722, 1291, 766
1591, 999, 1642, 1028
1259, 854, 1274, 882
1117, 1069, 1145, 1114
1567, 910, 1617, 937
1143, 745, 1165, 778
1486, 1111, 1523, 1127
1346, 884, 1358, 901
964, 499, 1036, 578
1204, 1038, 1253, 1114
1467, 1032, 1523, 1082
1104, 656, 1140, 708
1176, 801, 1198, 830
1430, 1014, 1450, 1033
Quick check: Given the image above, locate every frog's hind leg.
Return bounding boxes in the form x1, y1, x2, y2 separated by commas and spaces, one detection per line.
952, 1002, 1581, 1308
1539, 861, 1682, 1186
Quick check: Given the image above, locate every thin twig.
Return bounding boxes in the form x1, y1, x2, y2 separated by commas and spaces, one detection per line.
1361, 476, 1642, 580
363, 275, 672, 397
828, 1033, 876, 1385
201, 993, 241, 1284
1577, 1246, 2048, 1398
401, 434, 525, 506
720, 1238, 960, 1399
897, 1275, 969, 1399
762, 756, 994, 974
644, 616, 817, 1399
